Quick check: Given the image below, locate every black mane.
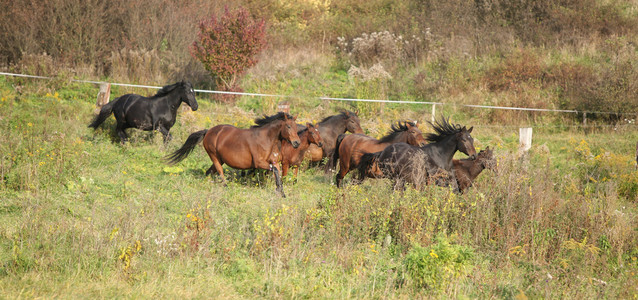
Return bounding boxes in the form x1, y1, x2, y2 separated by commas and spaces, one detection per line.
425, 116, 462, 143
378, 121, 417, 143
253, 112, 294, 128
154, 81, 183, 97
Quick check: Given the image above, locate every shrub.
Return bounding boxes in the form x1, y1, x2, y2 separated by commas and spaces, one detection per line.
483, 49, 545, 92
402, 235, 475, 291
191, 6, 267, 102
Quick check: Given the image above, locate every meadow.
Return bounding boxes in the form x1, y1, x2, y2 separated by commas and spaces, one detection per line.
0, 75, 636, 298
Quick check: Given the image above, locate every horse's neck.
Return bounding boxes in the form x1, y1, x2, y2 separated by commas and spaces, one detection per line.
156, 91, 182, 110
469, 160, 486, 180
460, 159, 483, 180
437, 135, 460, 166
297, 130, 311, 150
320, 117, 347, 135
257, 121, 284, 149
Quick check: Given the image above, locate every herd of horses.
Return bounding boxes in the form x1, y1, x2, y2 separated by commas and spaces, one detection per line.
89, 81, 496, 197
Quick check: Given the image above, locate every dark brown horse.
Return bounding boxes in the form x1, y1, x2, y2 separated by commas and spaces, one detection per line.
280, 123, 324, 178
305, 111, 364, 167
357, 117, 477, 192
166, 112, 301, 197
453, 147, 496, 193
333, 121, 427, 187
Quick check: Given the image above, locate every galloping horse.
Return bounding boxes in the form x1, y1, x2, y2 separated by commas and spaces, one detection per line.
305, 111, 364, 166
89, 81, 198, 143
333, 121, 427, 187
280, 123, 324, 178
166, 112, 301, 197
357, 117, 477, 192
452, 147, 496, 193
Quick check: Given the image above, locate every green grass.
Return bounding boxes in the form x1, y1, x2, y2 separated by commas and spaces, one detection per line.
0, 76, 637, 298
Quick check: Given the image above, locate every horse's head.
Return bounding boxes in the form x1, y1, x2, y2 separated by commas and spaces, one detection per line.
344, 110, 364, 134
456, 126, 477, 160
478, 146, 497, 172
306, 123, 323, 148
282, 114, 301, 148
405, 121, 427, 147
180, 81, 198, 111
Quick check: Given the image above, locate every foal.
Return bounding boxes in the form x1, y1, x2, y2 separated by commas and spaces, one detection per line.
452, 147, 496, 193
280, 123, 324, 178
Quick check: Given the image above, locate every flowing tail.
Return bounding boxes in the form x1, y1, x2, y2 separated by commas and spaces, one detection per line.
88, 98, 118, 129
357, 151, 382, 181
326, 133, 346, 173
165, 129, 208, 164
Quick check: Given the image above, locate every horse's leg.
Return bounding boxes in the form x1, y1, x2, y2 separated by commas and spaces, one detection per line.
335, 159, 349, 187
272, 166, 285, 198
293, 166, 299, 184
209, 156, 226, 186
116, 123, 128, 144
158, 125, 172, 143
281, 162, 290, 177
205, 165, 217, 177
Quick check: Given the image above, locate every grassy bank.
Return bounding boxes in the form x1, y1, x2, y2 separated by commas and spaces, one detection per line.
0, 76, 636, 298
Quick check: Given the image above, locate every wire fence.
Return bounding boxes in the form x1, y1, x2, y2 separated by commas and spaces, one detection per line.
2, 71, 637, 129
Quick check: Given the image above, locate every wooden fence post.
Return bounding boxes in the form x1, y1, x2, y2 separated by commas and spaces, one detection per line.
519, 127, 533, 152
95, 83, 111, 113
278, 101, 290, 114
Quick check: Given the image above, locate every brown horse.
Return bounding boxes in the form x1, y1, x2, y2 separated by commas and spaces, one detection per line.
453, 147, 496, 193
333, 121, 427, 187
305, 111, 364, 167
166, 112, 301, 197
280, 123, 324, 178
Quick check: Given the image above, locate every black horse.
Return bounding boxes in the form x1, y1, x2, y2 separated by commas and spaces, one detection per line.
89, 81, 198, 143
357, 116, 477, 192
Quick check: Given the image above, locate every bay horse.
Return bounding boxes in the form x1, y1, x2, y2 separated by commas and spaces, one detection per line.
166, 112, 301, 197
305, 111, 364, 167
333, 121, 427, 187
452, 147, 496, 193
280, 123, 324, 178
357, 116, 477, 192
89, 81, 198, 143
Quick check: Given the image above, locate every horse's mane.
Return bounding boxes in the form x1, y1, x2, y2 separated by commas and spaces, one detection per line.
154, 81, 183, 97
319, 110, 357, 124
425, 116, 462, 143
253, 112, 294, 128
378, 121, 417, 143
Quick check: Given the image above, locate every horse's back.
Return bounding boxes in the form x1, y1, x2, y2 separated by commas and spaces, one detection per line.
203, 125, 255, 169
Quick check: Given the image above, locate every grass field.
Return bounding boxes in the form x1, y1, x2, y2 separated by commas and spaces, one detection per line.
1, 76, 637, 298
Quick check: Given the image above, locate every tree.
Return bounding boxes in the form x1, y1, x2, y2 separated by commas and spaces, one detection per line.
191, 6, 267, 102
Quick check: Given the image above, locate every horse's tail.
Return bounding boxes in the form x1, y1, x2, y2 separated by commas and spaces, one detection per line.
165, 129, 208, 164
88, 98, 118, 129
326, 133, 346, 172
357, 151, 381, 180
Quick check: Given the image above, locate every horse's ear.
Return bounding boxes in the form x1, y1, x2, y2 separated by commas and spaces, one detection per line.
468, 126, 474, 133
414, 120, 418, 127
293, 115, 297, 121
405, 121, 413, 129
344, 111, 350, 117
306, 122, 313, 128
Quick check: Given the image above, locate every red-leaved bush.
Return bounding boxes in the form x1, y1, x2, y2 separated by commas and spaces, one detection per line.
191, 6, 267, 102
